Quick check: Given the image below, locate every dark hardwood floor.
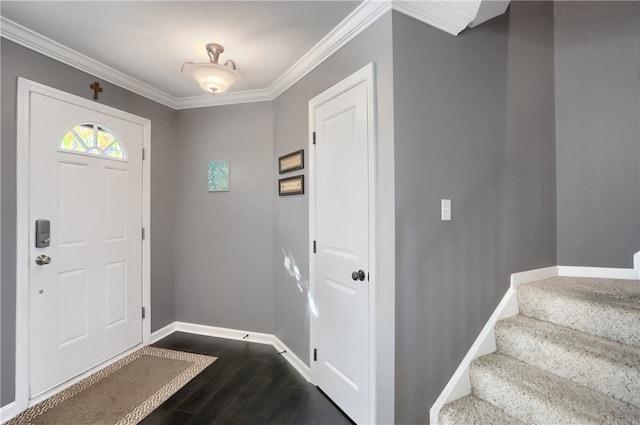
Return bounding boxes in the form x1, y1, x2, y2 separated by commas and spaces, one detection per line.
140, 332, 355, 425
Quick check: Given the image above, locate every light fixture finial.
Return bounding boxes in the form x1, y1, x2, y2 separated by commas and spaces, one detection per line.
205, 43, 224, 64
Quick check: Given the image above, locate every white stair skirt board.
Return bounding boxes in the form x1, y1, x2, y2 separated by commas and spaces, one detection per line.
428, 266, 557, 425
150, 322, 311, 383
0, 402, 18, 425
429, 250, 640, 425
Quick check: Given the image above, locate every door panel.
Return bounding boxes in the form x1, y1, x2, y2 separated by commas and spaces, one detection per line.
28, 93, 143, 398
58, 162, 89, 246
58, 269, 88, 345
105, 168, 127, 240
313, 80, 370, 424
105, 261, 127, 326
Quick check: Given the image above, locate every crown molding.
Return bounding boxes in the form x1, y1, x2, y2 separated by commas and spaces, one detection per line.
0, 16, 177, 109
392, 0, 479, 36
1, 0, 507, 110
469, 0, 510, 28
268, 0, 392, 100
1, 1, 392, 110
174, 88, 273, 110
176, 0, 392, 109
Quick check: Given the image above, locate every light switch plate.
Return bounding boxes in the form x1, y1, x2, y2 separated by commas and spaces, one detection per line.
441, 199, 451, 221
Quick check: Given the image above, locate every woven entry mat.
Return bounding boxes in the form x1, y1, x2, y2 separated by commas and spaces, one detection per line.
7, 346, 215, 425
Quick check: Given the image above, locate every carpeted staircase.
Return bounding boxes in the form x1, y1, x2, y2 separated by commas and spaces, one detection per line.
439, 276, 640, 425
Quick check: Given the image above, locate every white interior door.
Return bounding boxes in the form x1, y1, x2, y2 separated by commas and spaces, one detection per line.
28, 92, 143, 398
312, 78, 371, 424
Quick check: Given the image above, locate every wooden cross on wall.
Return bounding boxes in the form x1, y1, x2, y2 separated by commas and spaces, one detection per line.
90, 82, 103, 101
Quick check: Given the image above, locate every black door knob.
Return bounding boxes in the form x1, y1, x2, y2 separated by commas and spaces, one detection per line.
351, 270, 365, 281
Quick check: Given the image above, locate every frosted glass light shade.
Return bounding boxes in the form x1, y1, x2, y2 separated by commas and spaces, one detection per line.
183, 62, 240, 94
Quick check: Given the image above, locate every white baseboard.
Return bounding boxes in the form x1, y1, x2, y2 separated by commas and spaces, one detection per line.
271, 337, 311, 382
429, 265, 557, 425
174, 322, 275, 346
150, 322, 177, 343
0, 402, 18, 424
152, 321, 311, 382
557, 251, 640, 280
511, 266, 558, 288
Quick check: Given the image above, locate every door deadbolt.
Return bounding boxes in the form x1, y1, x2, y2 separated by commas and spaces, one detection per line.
351, 270, 366, 281
35, 219, 51, 248
35, 255, 52, 266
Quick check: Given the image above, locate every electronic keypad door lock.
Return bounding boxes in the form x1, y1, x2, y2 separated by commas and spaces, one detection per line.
35, 219, 51, 248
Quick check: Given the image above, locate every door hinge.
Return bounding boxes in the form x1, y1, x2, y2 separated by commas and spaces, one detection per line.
313, 131, 316, 145
142, 148, 146, 160
313, 348, 317, 362
313, 240, 316, 253
142, 306, 146, 319
142, 227, 145, 240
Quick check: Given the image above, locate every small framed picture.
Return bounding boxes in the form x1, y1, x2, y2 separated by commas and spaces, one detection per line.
278, 175, 304, 196
208, 160, 229, 192
279, 149, 304, 174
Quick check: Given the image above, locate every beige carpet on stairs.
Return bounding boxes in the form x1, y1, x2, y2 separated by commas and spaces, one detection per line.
439, 276, 640, 425
8, 346, 215, 425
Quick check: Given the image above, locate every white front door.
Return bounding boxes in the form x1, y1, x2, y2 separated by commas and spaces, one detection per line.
28, 91, 144, 398
310, 65, 374, 424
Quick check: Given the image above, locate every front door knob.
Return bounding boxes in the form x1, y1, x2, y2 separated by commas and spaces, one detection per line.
351, 270, 365, 281
35, 255, 52, 266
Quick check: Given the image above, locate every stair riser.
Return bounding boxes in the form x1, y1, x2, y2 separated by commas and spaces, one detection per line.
469, 358, 640, 425
517, 287, 640, 347
439, 395, 526, 425
470, 365, 600, 425
495, 323, 640, 408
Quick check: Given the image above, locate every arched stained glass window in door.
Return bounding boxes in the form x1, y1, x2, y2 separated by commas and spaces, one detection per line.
60, 123, 126, 160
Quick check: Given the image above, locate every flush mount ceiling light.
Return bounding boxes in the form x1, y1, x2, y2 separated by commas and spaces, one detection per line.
182, 43, 240, 95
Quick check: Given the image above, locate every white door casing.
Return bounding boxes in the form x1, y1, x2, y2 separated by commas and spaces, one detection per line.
309, 63, 377, 424
16, 78, 151, 410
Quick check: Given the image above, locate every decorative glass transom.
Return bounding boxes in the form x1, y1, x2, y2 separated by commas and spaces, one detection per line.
60, 123, 126, 160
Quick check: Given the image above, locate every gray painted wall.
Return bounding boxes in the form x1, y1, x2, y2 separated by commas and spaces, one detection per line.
272, 11, 395, 423
174, 103, 275, 332
3, 2, 637, 422
1, 39, 177, 406
555, 2, 640, 268
393, 3, 556, 423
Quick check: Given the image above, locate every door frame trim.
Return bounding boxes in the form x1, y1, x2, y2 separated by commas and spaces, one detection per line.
308, 63, 377, 423
14, 78, 151, 413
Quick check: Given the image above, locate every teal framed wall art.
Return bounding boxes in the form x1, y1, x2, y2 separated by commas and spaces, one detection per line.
208, 160, 229, 192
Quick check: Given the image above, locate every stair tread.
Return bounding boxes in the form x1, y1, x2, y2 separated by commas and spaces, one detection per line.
439, 394, 527, 425
471, 353, 640, 424
517, 276, 640, 347
495, 314, 640, 407
497, 314, 640, 363
522, 276, 640, 307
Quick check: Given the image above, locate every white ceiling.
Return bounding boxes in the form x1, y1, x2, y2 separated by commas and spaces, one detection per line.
0, 0, 509, 109
0, 1, 361, 105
